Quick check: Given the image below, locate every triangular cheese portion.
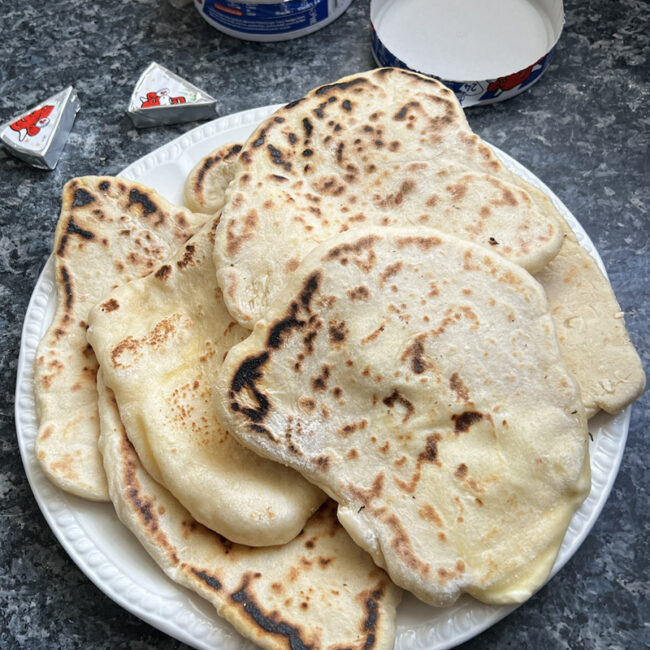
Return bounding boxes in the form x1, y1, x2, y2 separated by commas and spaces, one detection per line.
127, 62, 217, 127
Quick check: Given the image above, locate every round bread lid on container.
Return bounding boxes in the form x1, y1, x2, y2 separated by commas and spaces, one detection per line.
194, 0, 353, 42
371, 0, 564, 107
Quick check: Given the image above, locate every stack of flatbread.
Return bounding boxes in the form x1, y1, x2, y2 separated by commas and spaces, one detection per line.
34, 68, 644, 648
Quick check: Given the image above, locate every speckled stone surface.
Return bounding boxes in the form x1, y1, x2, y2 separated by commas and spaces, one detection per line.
1, 0, 648, 648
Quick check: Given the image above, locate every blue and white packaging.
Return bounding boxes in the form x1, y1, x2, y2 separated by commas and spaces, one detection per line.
194, 0, 353, 41
370, 0, 564, 107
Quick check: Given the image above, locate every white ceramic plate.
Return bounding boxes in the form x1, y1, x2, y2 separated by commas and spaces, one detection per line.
15, 104, 630, 650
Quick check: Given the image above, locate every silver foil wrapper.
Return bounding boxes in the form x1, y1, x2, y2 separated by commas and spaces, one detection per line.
0, 86, 80, 170
127, 62, 217, 127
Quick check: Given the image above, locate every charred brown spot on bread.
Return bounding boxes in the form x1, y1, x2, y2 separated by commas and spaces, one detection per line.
324, 235, 378, 272
247, 423, 276, 441
57, 217, 97, 255
39, 425, 54, 441
298, 397, 316, 412
194, 155, 219, 191
455, 463, 468, 478
418, 434, 442, 463
268, 303, 306, 350
100, 298, 119, 312
110, 316, 183, 368
311, 364, 331, 391
312, 174, 346, 196
361, 322, 385, 345
419, 504, 444, 527
348, 285, 371, 301
376, 180, 416, 209
393, 100, 421, 121
382, 390, 415, 423
267, 144, 292, 171
312, 455, 331, 471
154, 264, 172, 281
225, 143, 242, 159
190, 568, 222, 591
252, 129, 266, 147
230, 352, 271, 423
176, 213, 189, 229
225, 218, 254, 257
446, 181, 468, 201
384, 513, 429, 575
487, 177, 519, 207
355, 583, 387, 649
120, 434, 179, 565
395, 433, 442, 493
176, 244, 196, 269
452, 411, 484, 433
314, 76, 369, 98
401, 336, 429, 374
328, 320, 348, 346
349, 472, 385, 507
230, 574, 312, 649
50, 454, 79, 480
449, 372, 470, 402
396, 235, 441, 251
128, 188, 158, 215
59, 264, 74, 311
98, 180, 110, 191
72, 188, 96, 207
337, 419, 367, 437
302, 117, 313, 139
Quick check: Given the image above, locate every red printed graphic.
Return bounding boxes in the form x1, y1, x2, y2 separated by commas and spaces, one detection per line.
140, 89, 187, 108
215, 3, 243, 16
485, 56, 546, 97
10, 105, 54, 141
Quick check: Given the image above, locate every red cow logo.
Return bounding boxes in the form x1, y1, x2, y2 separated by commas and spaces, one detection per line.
482, 56, 548, 100
10, 105, 54, 141
140, 88, 187, 108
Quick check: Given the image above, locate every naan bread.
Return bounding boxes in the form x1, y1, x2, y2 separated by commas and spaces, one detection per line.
184, 142, 242, 213
97, 371, 402, 650
536, 237, 645, 416
35, 177, 208, 500
214, 67, 564, 327
215, 228, 590, 607
87, 216, 325, 545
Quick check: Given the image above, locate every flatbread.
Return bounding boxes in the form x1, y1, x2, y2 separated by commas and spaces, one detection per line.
191, 115, 642, 418
184, 142, 242, 213
96, 371, 402, 650
214, 67, 564, 327
87, 216, 325, 545
35, 177, 209, 500
536, 237, 645, 416
215, 228, 591, 607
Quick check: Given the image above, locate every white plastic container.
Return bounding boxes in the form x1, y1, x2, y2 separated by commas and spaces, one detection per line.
371, 0, 565, 107
195, 0, 353, 41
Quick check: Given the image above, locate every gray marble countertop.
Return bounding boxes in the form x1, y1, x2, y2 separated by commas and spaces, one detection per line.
1, 0, 648, 648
